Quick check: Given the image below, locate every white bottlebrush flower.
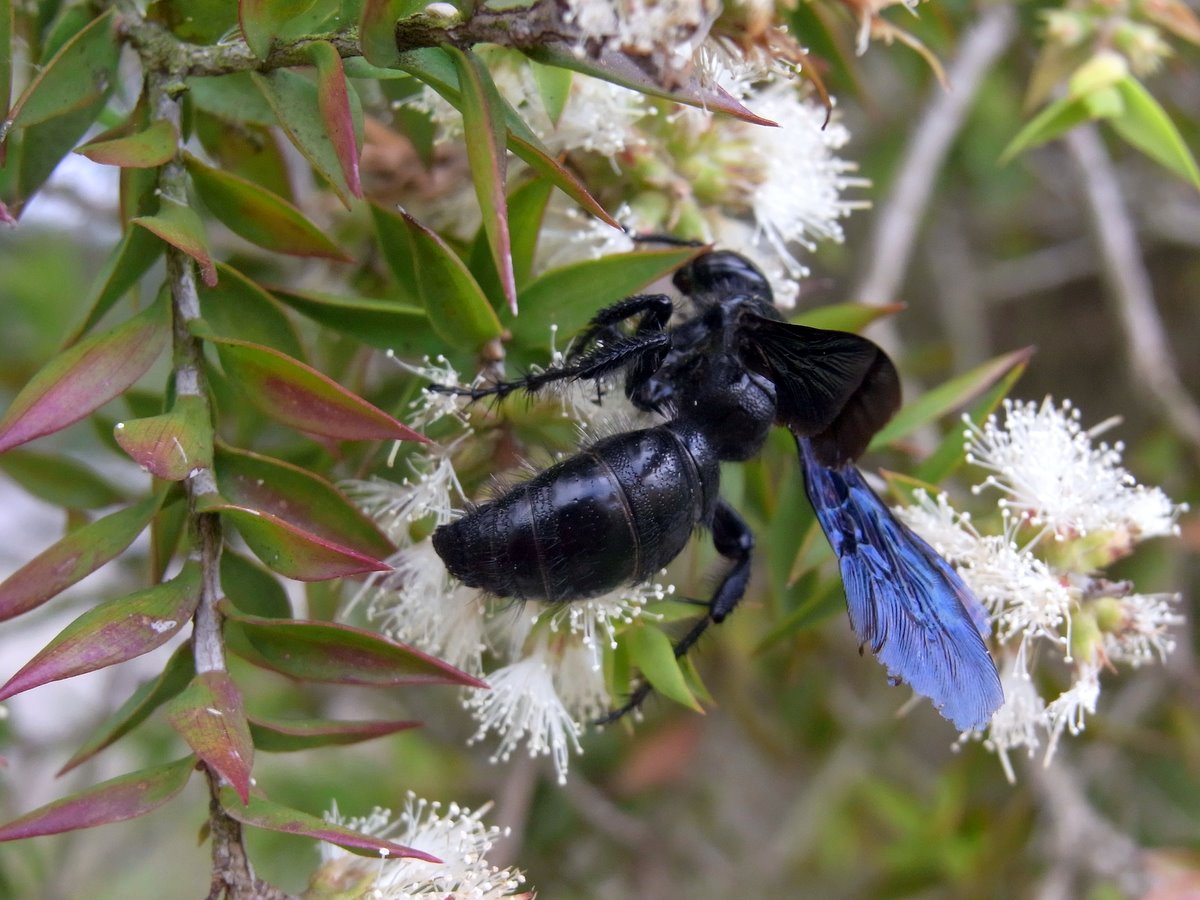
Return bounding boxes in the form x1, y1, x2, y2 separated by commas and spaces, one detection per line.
344, 454, 465, 545
534, 578, 672, 665
961, 533, 1074, 646
464, 636, 586, 785
390, 352, 474, 431
965, 398, 1186, 542
1043, 662, 1102, 765
1102, 592, 1184, 667
981, 655, 1046, 784
317, 795, 528, 899
352, 541, 488, 675
541, 75, 651, 159
894, 490, 984, 562
562, 0, 718, 69
533, 199, 638, 274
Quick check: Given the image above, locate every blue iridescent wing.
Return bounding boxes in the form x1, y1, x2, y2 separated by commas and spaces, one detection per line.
798, 437, 1003, 732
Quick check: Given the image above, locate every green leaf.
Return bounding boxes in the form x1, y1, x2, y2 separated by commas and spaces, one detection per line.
133, 200, 218, 286
0, 448, 125, 508
184, 154, 352, 261
792, 302, 905, 333
58, 642, 195, 775
508, 176, 555, 287
513, 246, 701, 347
915, 354, 1030, 484
75, 120, 176, 168
269, 286, 437, 354
0, 293, 170, 453
360, 0, 428, 68
248, 715, 420, 752
309, 40, 362, 199
214, 443, 394, 560
217, 788, 438, 860
205, 498, 392, 581
1000, 94, 1095, 164
530, 60, 572, 126
0, 563, 202, 701
252, 61, 361, 207
239, 0, 319, 58
198, 262, 307, 359
1110, 75, 1200, 189
868, 348, 1035, 452
0, 757, 195, 842
221, 551, 292, 619
222, 604, 487, 687
523, 42, 775, 126
204, 332, 428, 443
1, 9, 117, 136
0, 491, 161, 622
187, 72, 278, 127
625, 624, 702, 712
447, 46, 516, 314
394, 208, 504, 350
114, 393, 213, 481
166, 672, 254, 804
65, 225, 164, 342
194, 112, 293, 200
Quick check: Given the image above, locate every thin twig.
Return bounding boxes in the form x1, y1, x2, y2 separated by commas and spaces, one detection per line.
852, 4, 1017, 352
1063, 126, 1200, 454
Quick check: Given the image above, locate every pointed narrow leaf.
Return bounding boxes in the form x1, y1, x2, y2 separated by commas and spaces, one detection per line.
248, 715, 419, 752
1110, 76, 1200, 188
252, 63, 360, 207
0, 493, 161, 622
447, 46, 516, 314
514, 246, 701, 345
199, 263, 306, 359
205, 333, 427, 442
530, 60, 572, 126
0, 757, 195, 842
369, 202, 420, 302
222, 605, 487, 688
869, 348, 1036, 451
625, 624, 703, 712
75, 120, 176, 167
133, 200, 218, 286
222, 551, 292, 618
66, 226, 164, 342
206, 499, 392, 581
1000, 93, 1095, 163
397, 48, 616, 226
0, 448, 125, 509
395, 209, 504, 349
59, 642, 195, 775
166, 672, 254, 804
270, 286, 436, 354
793, 302, 906, 333
360, 0, 428, 68
508, 177, 555, 287
0, 564, 201, 702
115, 394, 213, 481
239, 0, 318, 58
215, 444, 394, 559
523, 42, 775, 126
2, 10, 118, 135
0, 294, 169, 454
310, 40, 362, 199
184, 154, 351, 260
916, 355, 1030, 484
218, 788, 439, 860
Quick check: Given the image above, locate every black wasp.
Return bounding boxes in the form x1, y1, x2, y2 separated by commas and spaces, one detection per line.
431, 250, 1003, 731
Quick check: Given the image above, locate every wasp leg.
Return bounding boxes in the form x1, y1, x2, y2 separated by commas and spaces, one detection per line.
572, 293, 675, 358
429, 330, 672, 403
598, 500, 754, 724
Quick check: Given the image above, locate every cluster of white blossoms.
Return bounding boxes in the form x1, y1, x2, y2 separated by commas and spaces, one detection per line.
313, 795, 529, 899
399, 10, 865, 307
345, 353, 672, 784
895, 398, 1186, 782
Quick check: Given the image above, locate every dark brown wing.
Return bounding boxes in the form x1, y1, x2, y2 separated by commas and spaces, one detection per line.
737, 314, 901, 466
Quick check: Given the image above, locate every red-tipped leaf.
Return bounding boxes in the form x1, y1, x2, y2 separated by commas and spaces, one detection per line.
205, 333, 427, 443
0, 293, 169, 453
239, 0, 318, 59
166, 672, 254, 804
0, 756, 195, 842
114, 393, 214, 481
0, 563, 201, 702
75, 120, 176, 167
249, 715, 420, 752
218, 788, 439, 860
0, 492, 161, 622
222, 605, 487, 688
133, 201, 218, 286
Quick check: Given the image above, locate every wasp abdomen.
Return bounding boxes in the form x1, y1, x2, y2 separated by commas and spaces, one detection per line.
432, 425, 717, 603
